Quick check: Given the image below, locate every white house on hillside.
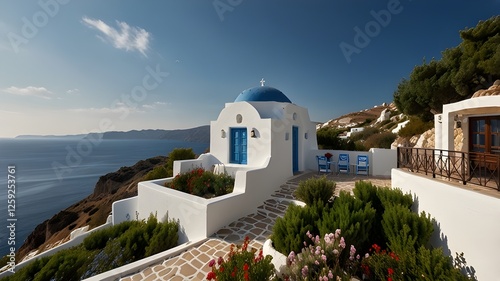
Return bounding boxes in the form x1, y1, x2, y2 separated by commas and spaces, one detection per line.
435, 80, 500, 153
112, 82, 320, 245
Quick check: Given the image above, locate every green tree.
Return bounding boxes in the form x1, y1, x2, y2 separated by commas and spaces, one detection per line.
394, 16, 500, 121
143, 148, 196, 180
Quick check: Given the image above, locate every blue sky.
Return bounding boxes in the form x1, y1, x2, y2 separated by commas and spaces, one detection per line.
0, 0, 498, 138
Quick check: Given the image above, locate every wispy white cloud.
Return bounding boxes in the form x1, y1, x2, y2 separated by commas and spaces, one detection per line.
82, 16, 150, 56
70, 101, 167, 114
66, 88, 80, 95
142, 101, 168, 109
3, 86, 53, 99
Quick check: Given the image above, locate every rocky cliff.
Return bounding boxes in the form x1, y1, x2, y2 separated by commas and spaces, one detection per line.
17, 156, 167, 261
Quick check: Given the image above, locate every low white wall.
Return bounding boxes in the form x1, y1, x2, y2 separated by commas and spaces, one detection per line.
309, 149, 396, 177
137, 180, 210, 244
392, 169, 500, 281
0, 219, 112, 278
112, 197, 139, 225
136, 156, 290, 245
174, 154, 214, 176
370, 148, 396, 177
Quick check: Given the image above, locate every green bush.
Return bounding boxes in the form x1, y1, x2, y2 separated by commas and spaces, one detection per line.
319, 191, 376, 255
4, 214, 179, 281
317, 127, 355, 150
166, 148, 196, 177
382, 205, 434, 252
398, 117, 434, 138
364, 131, 397, 149
143, 166, 169, 181
293, 176, 335, 205
143, 147, 196, 180
350, 127, 380, 142
34, 247, 92, 281
271, 201, 326, 255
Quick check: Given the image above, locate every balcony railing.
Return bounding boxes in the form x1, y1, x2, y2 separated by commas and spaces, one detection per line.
397, 147, 500, 191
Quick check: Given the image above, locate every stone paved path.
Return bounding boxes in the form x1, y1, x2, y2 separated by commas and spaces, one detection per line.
119, 172, 391, 281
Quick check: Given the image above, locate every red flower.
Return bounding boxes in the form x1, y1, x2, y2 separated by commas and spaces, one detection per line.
244, 271, 249, 281
371, 244, 381, 253
243, 263, 249, 271
388, 268, 394, 275
217, 256, 224, 265
206, 271, 216, 280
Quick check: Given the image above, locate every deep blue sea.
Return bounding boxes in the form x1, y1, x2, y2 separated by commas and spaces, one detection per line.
0, 138, 209, 256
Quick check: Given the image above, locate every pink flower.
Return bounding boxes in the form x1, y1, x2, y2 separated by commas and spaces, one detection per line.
339, 237, 346, 249
302, 265, 309, 277
208, 259, 215, 267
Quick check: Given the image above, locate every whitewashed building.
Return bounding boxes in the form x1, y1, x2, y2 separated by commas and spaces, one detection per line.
112, 82, 320, 244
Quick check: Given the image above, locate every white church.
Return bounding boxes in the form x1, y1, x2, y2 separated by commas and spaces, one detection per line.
112, 81, 320, 243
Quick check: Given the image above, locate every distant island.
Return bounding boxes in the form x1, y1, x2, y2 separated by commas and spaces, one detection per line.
15, 125, 210, 144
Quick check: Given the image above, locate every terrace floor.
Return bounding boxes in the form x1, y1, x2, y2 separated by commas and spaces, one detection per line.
118, 171, 392, 281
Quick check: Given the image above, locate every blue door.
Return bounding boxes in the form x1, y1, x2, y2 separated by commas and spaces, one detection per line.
230, 128, 247, 164
292, 126, 299, 173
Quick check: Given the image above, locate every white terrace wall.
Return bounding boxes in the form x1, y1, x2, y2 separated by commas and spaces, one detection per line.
308, 148, 396, 177
0, 217, 113, 278
130, 156, 290, 244
392, 168, 500, 281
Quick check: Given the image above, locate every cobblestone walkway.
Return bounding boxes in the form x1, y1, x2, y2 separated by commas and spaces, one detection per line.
119, 172, 391, 281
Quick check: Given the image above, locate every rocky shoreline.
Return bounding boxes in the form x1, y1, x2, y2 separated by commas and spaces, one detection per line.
16, 156, 168, 261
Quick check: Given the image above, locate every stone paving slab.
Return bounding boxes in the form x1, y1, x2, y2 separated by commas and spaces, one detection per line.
119, 172, 391, 281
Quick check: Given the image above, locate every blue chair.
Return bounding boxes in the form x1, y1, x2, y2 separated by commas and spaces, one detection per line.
316, 156, 331, 174
337, 154, 350, 174
356, 155, 369, 176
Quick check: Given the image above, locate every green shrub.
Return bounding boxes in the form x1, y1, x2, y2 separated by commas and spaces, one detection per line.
350, 127, 379, 142
317, 127, 355, 150
143, 166, 169, 181
377, 187, 413, 210
167, 168, 234, 198
5, 214, 178, 281
166, 148, 196, 177
363, 234, 471, 281
364, 131, 397, 149
143, 147, 196, 180
382, 205, 434, 252
34, 247, 94, 281
319, 191, 376, 255
271, 201, 326, 255
293, 176, 335, 205
398, 117, 433, 138
84, 220, 139, 250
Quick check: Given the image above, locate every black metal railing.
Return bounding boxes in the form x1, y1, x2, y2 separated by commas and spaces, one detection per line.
397, 147, 500, 191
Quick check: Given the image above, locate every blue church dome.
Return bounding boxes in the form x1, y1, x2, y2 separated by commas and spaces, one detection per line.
234, 86, 292, 103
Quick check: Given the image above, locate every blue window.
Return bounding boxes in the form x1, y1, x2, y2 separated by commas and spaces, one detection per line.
230, 128, 247, 164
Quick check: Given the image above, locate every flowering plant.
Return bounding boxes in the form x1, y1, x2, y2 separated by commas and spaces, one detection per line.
324, 152, 333, 160
167, 168, 234, 198
361, 244, 400, 281
283, 229, 360, 281
206, 236, 275, 281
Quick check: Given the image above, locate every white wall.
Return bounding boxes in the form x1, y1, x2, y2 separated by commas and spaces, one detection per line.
137, 180, 209, 243
392, 169, 500, 281
307, 149, 396, 177
370, 148, 396, 177
112, 197, 139, 225
0, 219, 112, 278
